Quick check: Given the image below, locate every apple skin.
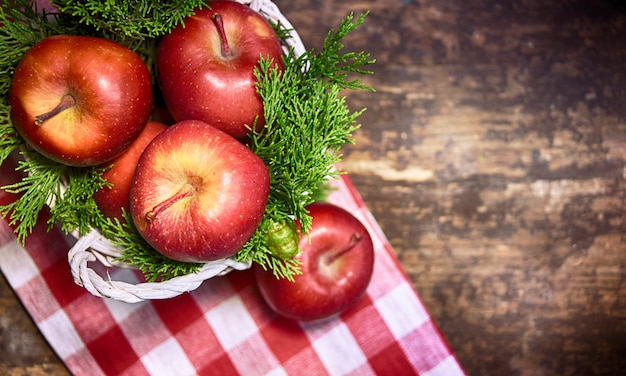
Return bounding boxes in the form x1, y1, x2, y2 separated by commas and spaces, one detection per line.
254, 202, 375, 322
156, 0, 284, 140
9, 35, 153, 167
129, 119, 270, 263
94, 121, 169, 222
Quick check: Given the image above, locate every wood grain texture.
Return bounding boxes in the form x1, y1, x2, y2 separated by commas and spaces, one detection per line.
0, 274, 68, 375
1, 0, 626, 375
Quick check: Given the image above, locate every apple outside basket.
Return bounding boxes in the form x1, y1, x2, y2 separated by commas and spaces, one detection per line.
66, 0, 308, 303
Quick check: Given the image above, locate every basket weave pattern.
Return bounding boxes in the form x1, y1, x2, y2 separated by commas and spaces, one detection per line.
67, 0, 306, 303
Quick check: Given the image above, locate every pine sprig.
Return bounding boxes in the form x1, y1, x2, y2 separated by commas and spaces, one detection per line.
253, 64, 362, 232
0, 150, 67, 244
0, 149, 113, 243
100, 212, 201, 282
51, 0, 208, 39
0, 1, 53, 56
0, 1, 58, 97
236, 12, 375, 279
48, 1, 208, 76
49, 166, 111, 236
304, 12, 376, 91
0, 105, 23, 162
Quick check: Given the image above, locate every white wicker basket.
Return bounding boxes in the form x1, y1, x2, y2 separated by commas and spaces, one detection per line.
67, 0, 306, 303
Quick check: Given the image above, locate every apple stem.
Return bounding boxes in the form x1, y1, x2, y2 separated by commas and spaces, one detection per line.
212, 13, 233, 58
146, 184, 196, 223
34, 94, 76, 126
325, 233, 362, 265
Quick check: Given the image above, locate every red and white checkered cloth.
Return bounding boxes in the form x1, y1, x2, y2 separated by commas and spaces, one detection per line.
0, 157, 464, 376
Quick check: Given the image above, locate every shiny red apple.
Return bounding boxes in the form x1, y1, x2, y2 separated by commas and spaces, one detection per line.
156, 0, 284, 140
129, 119, 270, 263
254, 202, 375, 322
9, 35, 153, 167
94, 121, 169, 222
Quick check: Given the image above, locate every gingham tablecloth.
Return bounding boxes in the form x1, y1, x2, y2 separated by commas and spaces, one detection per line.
0, 157, 464, 376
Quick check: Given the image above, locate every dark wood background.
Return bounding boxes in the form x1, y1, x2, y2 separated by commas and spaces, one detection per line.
2, 0, 626, 374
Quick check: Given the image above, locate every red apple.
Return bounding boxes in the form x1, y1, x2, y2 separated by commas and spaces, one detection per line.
156, 0, 284, 140
9, 35, 153, 166
130, 119, 270, 262
254, 202, 375, 322
94, 121, 169, 222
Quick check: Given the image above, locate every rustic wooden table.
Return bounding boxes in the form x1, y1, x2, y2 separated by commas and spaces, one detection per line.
2, 0, 626, 374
